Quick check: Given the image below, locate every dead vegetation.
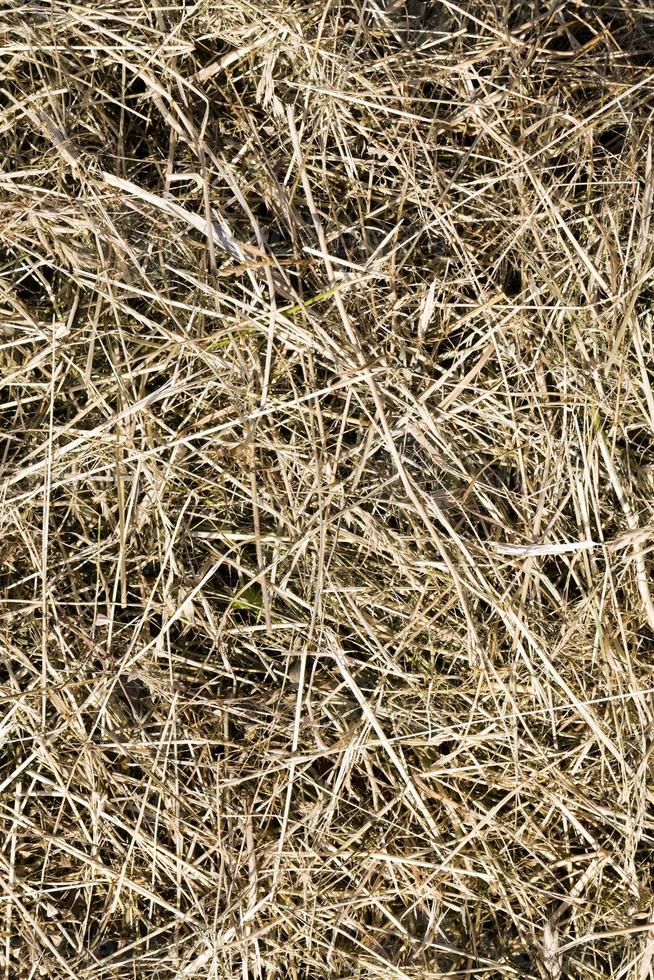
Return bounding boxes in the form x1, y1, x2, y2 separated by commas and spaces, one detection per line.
1, 0, 654, 977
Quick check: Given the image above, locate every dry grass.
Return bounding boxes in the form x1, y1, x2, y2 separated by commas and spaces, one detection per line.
2, 1, 654, 977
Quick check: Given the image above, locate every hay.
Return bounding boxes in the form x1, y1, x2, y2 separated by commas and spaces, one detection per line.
1, 1, 654, 976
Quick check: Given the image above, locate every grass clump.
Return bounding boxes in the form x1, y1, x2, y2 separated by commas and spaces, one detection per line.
1, 1, 654, 977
